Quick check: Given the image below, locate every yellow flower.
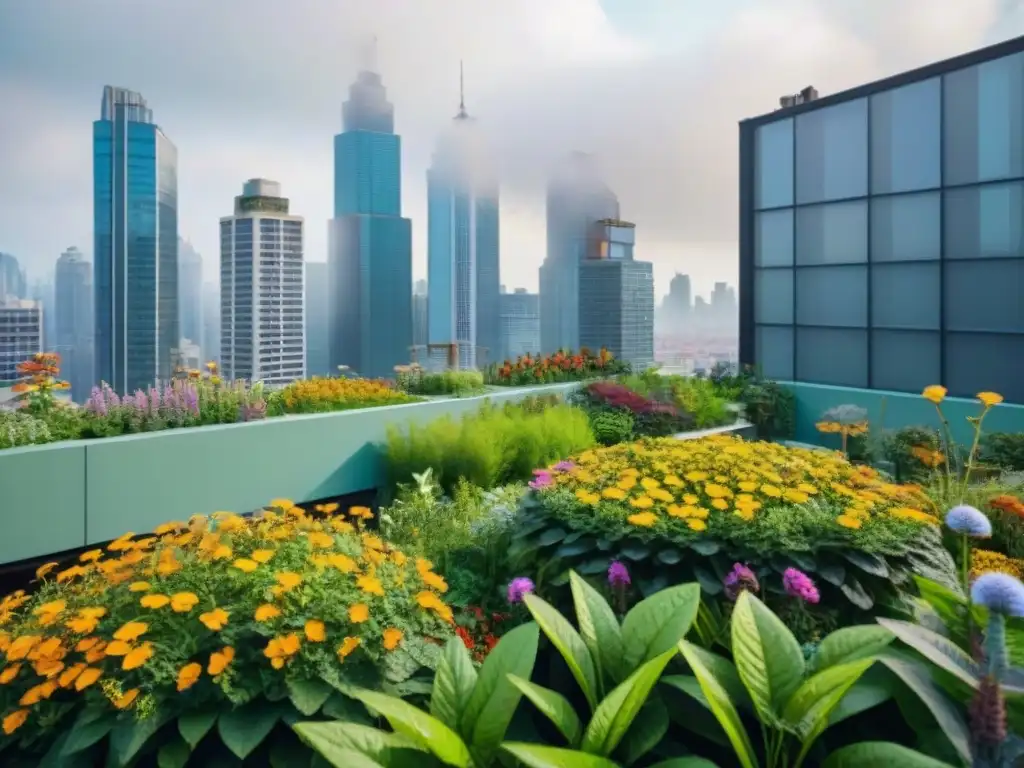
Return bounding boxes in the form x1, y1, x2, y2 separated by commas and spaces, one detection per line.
255, 604, 282, 622
57, 663, 85, 689
710, 499, 729, 511
34, 562, 59, 579
264, 633, 301, 669
128, 581, 152, 592
629, 495, 654, 509
0, 663, 21, 684
337, 636, 361, 660
275, 572, 302, 591
328, 553, 358, 573
307, 532, 335, 549
640, 477, 661, 490
616, 476, 637, 491
421, 571, 448, 593
122, 642, 154, 670
737, 481, 758, 493
79, 549, 104, 563
199, 608, 230, 631
922, 385, 947, 404
2, 708, 28, 735
304, 620, 326, 642
140, 594, 171, 609
113, 688, 140, 710
761, 485, 783, 498
685, 471, 708, 482
177, 662, 202, 691
250, 549, 275, 564
978, 391, 1004, 408
602, 487, 627, 500
74, 667, 103, 690
208, 646, 235, 676
783, 489, 810, 504
233, 558, 259, 573
836, 515, 863, 529
211, 545, 233, 560
33, 600, 66, 625
627, 512, 658, 527
383, 628, 403, 651
349, 603, 370, 623
704, 483, 731, 499
575, 489, 600, 505
649, 488, 674, 503
357, 575, 385, 597
113, 621, 148, 642
686, 519, 707, 532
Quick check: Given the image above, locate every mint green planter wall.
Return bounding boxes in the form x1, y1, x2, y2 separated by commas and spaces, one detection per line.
781, 382, 1024, 447
0, 384, 579, 565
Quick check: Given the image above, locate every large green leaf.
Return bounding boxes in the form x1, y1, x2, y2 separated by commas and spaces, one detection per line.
156, 737, 191, 768
648, 759, 720, 767
293, 721, 424, 768
812, 625, 894, 672
620, 583, 701, 671
731, 591, 804, 725
616, 697, 669, 765
666, 643, 749, 709
822, 741, 957, 767
525, 594, 600, 711
502, 742, 620, 768
783, 659, 874, 762
876, 618, 981, 689
288, 677, 335, 716
827, 669, 894, 727
678, 641, 759, 768
178, 708, 219, 748
218, 700, 281, 760
509, 675, 582, 746
462, 622, 539, 764
570, 571, 627, 687
108, 707, 173, 766
581, 648, 677, 756
351, 689, 471, 768
878, 652, 971, 766
430, 638, 479, 731
60, 708, 114, 757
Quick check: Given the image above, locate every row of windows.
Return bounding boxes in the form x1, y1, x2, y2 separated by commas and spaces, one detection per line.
756, 50, 1024, 208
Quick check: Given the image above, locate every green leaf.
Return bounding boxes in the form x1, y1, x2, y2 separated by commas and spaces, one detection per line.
694, 567, 724, 596
827, 669, 894, 727
620, 583, 700, 671
782, 659, 874, 760
648, 759, 720, 768
876, 618, 981, 689
730, 591, 804, 725
813, 625, 894, 672
60, 709, 114, 756
621, 542, 651, 560
616, 697, 669, 765
539, 528, 568, 546
502, 742, 620, 768
878, 652, 972, 766
822, 741, 957, 767
178, 708, 219, 748
677, 641, 758, 768
322, 693, 374, 725
218, 700, 281, 760
689, 540, 720, 556
581, 648, 676, 756
430, 638, 479, 731
657, 548, 682, 565
508, 675, 582, 746
288, 677, 334, 716
839, 575, 874, 610
157, 737, 191, 768
109, 708, 172, 766
525, 594, 600, 711
665, 648, 748, 710
818, 563, 846, 586
462, 622, 539, 764
570, 571, 627, 686
351, 688, 471, 768
292, 721, 423, 768
842, 551, 889, 577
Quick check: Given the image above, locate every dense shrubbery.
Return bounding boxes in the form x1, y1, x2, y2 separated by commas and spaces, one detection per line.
981, 432, 1024, 472
574, 381, 694, 444
393, 365, 485, 397
269, 375, 417, 414
0, 500, 453, 764
622, 369, 736, 429
0, 411, 52, 449
484, 348, 629, 386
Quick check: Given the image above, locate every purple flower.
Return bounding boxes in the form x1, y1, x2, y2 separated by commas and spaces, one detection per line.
972, 573, 1024, 617
529, 470, 554, 490
783, 568, 820, 604
724, 562, 760, 601
553, 461, 577, 473
945, 505, 992, 538
608, 561, 631, 587
507, 577, 535, 604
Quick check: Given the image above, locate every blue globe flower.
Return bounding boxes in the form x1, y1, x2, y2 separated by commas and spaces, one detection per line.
971, 573, 1024, 617
945, 504, 992, 538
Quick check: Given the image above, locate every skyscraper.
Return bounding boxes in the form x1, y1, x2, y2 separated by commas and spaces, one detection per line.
412, 279, 428, 358
328, 49, 413, 379
425, 65, 500, 370
178, 237, 203, 351
539, 152, 620, 354
54, 247, 94, 401
201, 282, 220, 365
220, 179, 305, 386
0, 253, 26, 300
305, 261, 330, 377
93, 86, 178, 393
0, 299, 42, 384
500, 288, 540, 362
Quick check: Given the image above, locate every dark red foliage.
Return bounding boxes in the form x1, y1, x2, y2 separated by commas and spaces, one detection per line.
586, 382, 678, 416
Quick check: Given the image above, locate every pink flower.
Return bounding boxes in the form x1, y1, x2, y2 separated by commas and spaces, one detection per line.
782, 568, 820, 604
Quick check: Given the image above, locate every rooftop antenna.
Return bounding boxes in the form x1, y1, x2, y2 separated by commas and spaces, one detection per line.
456, 60, 468, 119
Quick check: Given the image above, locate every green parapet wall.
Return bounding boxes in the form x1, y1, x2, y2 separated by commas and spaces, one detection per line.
0, 383, 579, 565
781, 382, 1024, 447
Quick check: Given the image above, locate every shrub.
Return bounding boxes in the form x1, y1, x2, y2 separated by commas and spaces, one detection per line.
394, 365, 485, 397
273, 376, 418, 414
0, 411, 53, 449
981, 432, 1024, 472
0, 500, 453, 764
667, 375, 734, 428
383, 401, 594, 496
882, 425, 943, 482
739, 379, 795, 441
578, 381, 694, 439
589, 408, 635, 446
484, 348, 629, 386
512, 435, 957, 622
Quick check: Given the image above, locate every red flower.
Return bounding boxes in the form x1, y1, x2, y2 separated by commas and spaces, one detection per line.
455, 626, 474, 650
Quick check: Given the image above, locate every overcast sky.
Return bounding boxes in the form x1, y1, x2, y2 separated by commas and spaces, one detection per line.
0, 0, 1021, 299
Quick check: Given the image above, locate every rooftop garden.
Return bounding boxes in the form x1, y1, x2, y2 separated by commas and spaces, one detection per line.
1, 357, 1023, 766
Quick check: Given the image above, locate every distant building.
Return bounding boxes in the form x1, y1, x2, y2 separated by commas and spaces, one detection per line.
579, 219, 654, 371
29, 277, 55, 351
0, 254, 26, 300
220, 179, 305, 386
500, 289, 540, 362
540, 152, 619, 354
94, 86, 178, 394
305, 261, 330, 377
54, 247, 94, 401
328, 54, 413, 379
201, 282, 220, 365
0, 299, 43, 384
412, 279, 428, 358
178, 238, 203, 353
426, 67, 501, 370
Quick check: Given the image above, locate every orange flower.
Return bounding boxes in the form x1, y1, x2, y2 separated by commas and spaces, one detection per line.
74, 667, 103, 690
34, 562, 59, 579
128, 581, 152, 592
348, 603, 370, 623
250, 549, 275, 564
57, 663, 86, 689
328, 554, 358, 573
0, 663, 21, 684
383, 628, 403, 650
208, 646, 235, 676
140, 594, 171, 609
114, 688, 139, 709
199, 608, 230, 631
922, 385, 947, 404
304, 620, 326, 642
176, 662, 202, 691
255, 604, 281, 622
307, 532, 334, 549
170, 592, 200, 613
122, 642, 154, 670
421, 571, 448, 593
264, 633, 301, 669
337, 636, 361, 660
2, 708, 28, 735
113, 621, 148, 642
357, 575, 384, 597
275, 572, 302, 591
79, 549, 104, 563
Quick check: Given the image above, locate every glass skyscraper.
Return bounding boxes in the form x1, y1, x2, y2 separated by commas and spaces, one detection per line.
93, 86, 178, 394
328, 66, 413, 379
54, 247, 94, 402
426, 85, 501, 370
178, 237, 203, 350
540, 153, 620, 354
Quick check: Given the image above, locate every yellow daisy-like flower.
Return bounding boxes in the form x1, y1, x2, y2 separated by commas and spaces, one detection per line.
176, 662, 202, 691
113, 688, 140, 710
199, 608, 230, 631
627, 512, 658, 527
304, 620, 326, 643
208, 646, 235, 676
686, 519, 707, 532
836, 514, 863, 529
113, 621, 148, 642
922, 385, 947, 404
122, 642, 154, 671
601, 487, 627, 500
232, 558, 258, 573
337, 636, 361, 660
977, 391, 1004, 408
357, 575, 385, 597
140, 594, 171, 609
382, 628, 404, 651
250, 549, 275, 564
254, 604, 282, 622
170, 593, 200, 613
629, 495, 654, 509
348, 603, 370, 623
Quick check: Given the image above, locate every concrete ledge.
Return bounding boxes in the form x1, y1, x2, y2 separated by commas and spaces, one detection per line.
673, 420, 756, 441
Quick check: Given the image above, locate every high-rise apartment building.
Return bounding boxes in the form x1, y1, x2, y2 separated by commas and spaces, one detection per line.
0, 254, 26, 300
579, 219, 654, 371
0, 299, 42, 384
500, 288, 540, 362
740, 36, 1024, 402
220, 179, 305, 385
93, 86, 178, 393
540, 153, 620, 354
178, 238, 203, 352
328, 57, 413, 379
201, 282, 220, 365
425, 71, 501, 370
305, 261, 330, 377
54, 247, 94, 401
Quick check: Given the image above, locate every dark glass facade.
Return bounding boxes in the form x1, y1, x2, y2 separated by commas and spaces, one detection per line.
740, 39, 1024, 403
54, 248, 94, 402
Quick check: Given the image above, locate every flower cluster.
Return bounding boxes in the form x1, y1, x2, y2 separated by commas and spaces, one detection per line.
487, 348, 629, 386
783, 568, 820, 604
989, 494, 1024, 519
453, 607, 509, 663
0, 500, 453, 742
971, 550, 1024, 581
11, 353, 70, 413
277, 376, 418, 413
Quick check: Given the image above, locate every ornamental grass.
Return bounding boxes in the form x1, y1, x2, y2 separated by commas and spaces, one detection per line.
513, 435, 958, 617
274, 376, 420, 414
0, 501, 453, 763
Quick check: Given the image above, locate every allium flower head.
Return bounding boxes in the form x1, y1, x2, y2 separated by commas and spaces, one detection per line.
971, 573, 1024, 617
608, 561, 631, 587
945, 505, 992, 538
507, 577, 535, 604
783, 568, 820, 604
724, 563, 759, 601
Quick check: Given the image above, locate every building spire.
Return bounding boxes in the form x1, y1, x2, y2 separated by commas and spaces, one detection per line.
361, 34, 378, 73
456, 60, 469, 119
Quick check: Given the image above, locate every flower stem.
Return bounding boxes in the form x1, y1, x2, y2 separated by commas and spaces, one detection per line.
959, 404, 991, 504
